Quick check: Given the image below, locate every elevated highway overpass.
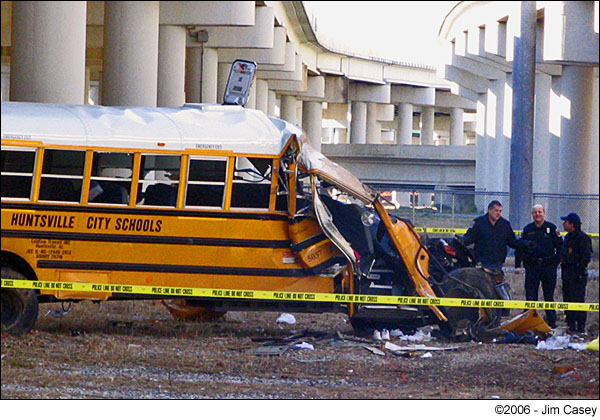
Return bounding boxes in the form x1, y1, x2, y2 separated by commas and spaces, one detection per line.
1, 1, 597, 230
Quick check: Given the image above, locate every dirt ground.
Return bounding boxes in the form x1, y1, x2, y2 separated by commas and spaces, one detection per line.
1, 269, 599, 400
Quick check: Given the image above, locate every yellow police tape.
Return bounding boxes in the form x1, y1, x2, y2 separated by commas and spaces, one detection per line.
1, 278, 598, 312
415, 227, 599, 238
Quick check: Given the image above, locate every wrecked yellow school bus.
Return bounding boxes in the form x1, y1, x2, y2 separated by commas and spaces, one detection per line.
1, 62, 508, 337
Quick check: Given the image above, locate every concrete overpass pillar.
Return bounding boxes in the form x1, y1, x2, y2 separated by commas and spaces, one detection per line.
217, 62, 230, 105
302, 101, 323, 151
509, 0, 537, 229
202, 48, 218, 103
255, 79, 269, 114
396, 103, 414, 145
532, 73, 552, 196
366, 102, 381, 144
557, 65, 594, 219
103, 1, 159, 106
158, 25, 186, 107
246, 82, 257, 109
420, 107, 435, 145
267, 90, 277, 116
544, 75, 563, 220
10, 1, 87, 104
485, 77, 508, 194
350, 101, 367, 144
280, 95, 297, 125
449, 108, 465, 145
185, 47, 202, 103
475, 93, 488, 212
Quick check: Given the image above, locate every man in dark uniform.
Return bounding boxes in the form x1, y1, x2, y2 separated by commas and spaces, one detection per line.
515, 204, 562, 328
462, 200, 528, 271
559, 212, 592, 335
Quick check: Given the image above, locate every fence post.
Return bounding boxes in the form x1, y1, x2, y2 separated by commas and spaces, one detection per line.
412, 189, 416, 225
452, 193, 456, 228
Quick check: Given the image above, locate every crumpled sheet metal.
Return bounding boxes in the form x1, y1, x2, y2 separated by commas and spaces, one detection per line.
297, 136, 378, 203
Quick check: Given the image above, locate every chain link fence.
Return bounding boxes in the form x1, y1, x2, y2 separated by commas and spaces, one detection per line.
380, 188, 599, 237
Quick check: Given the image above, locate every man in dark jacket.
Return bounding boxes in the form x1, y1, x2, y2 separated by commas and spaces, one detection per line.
515, 204, 563, 328
559, 212, 592, 335
462, 200, 527, 271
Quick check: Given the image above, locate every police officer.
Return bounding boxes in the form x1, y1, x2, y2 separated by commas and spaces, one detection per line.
462, 200, 529, 271
559, 212, 592, 335
515, 204, 562, 328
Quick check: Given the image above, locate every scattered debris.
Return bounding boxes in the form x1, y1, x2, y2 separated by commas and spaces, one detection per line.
363, 346, 386, 356
560, 369, 577, 379
381, 329, 390, 341
44, 302, 72, 318
568, 342, 590, 351
490, 310, 551, 336
420, 352, 433, 358
390, 329, 403, 337
127, 344, 142, 351
535, 334, 593, 351
253, 344, 290, 356
395, 329, 432, 342
373, 330, 382, 341
291, 342, 314, 351
293, 358, 329, 363
493, 331, 539, 345
552, 365, 576, 374
587, 337, 599, 351
384, 342, 460, 352
70, 329, 82, 337
536, 335, 570, 350
276, 313, 296, 325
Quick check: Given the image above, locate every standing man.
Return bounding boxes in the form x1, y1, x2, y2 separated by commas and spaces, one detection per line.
559, 213, 592, 335
515, 204, 562, 328
462, 200, 527, 271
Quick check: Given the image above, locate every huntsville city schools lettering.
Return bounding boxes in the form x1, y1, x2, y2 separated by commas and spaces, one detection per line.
10, 213, 162, 233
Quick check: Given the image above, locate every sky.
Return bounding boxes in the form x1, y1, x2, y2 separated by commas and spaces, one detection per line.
304, 1, 457, 67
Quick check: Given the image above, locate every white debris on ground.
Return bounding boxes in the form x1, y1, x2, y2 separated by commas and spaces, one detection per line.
291, 342, 314, 350
276, 313, 296, 325
391, 329, 432, 342
535, 334, 593, 351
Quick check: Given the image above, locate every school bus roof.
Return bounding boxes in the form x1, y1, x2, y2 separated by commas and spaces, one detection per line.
1, 101, 296, 155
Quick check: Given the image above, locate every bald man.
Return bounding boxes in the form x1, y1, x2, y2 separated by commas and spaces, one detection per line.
515, 204, 563, 328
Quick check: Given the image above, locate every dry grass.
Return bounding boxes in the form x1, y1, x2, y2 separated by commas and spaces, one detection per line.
1, 263, 599, 400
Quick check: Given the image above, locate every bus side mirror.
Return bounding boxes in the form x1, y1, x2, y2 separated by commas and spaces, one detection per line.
222, 59, 257, 107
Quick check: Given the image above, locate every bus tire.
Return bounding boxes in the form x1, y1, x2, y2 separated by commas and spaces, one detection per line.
441, 267, 501, 333
1, 267, 39, 335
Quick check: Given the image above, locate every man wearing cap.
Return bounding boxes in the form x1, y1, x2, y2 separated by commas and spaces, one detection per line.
559, 212, 592, 335
515, 204, 563, 328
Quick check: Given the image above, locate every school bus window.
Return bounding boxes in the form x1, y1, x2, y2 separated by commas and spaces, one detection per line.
231, 157, 272, 210
138, 154, 181, 207
185, 157, 227, 208
1, 147, 37, 200
275, 159, 289, 212
39, 149, 85, 203
89, 151, 134, 205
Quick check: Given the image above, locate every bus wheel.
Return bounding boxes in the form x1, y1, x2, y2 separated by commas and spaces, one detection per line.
161, 299, 226, 322
1, 267, 39, 335
441, 267, 501, 338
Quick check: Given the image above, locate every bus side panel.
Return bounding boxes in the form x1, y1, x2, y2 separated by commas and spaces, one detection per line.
2, 207, 336, 298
